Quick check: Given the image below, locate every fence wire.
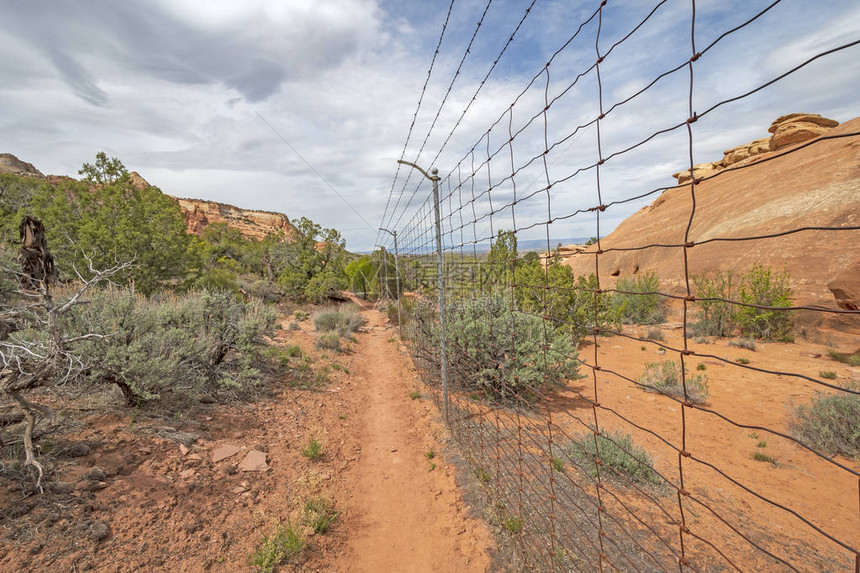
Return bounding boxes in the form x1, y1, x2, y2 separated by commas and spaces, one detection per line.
379, 1, 860, 571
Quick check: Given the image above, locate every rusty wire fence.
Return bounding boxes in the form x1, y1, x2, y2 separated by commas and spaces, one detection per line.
377, 1, 860, 571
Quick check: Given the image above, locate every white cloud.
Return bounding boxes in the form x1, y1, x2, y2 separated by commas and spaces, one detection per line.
0, 0, 857, 252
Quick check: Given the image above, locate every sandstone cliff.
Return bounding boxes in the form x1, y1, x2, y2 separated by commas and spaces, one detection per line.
175, 198, 294, 241
0, 155, 294, 242
559, 115, 860, 344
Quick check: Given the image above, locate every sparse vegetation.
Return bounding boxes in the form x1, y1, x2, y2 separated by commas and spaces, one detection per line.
752, 452, 778, 465
316, 334, 342, 352
305, 498, 338, 534
570, 429, 660, 484
729, 338, 757, 351
828, 350, 860, 367
475, 468, 492, 483
735, 357, 751, 365
301, 438, 323, 460
790, 385, 860, 459
425, 449, 436, 460
639, 361, 709, 404
250, 519, 305, 573
611, 271, 665, 325
551, 458, 565, 473
819, 371, 837, 380
409, 390, 422, 400
501, 512, 523, 534
696, 363, 706, 371
646, 326, 664, 341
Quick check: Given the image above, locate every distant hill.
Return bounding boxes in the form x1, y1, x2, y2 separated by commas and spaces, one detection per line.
557, 114, 859, 345
0, 155, 295, 241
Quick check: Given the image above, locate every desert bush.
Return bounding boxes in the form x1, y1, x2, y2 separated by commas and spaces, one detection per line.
316, 334, 342, 352
611, 271, 665, 325
728, 337, 757, 351
736, 265, 794, 340
239, 278, 283, 303
305, 498, 338, 534
413, 294, 580, 402
790, 385, 860, 459
646, 326, 664, 341
313, 305, 365, 337
692, 270, 735, 337
828, 350, 860, 367
65, 288, 277, 406
250, 519, 305, 573
570, 429, 660, 484
514, 264, 620, 340
639, 361, 709, 404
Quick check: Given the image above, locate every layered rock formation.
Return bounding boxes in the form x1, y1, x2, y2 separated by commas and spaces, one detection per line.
672, 113, 840, 184
176, 198, 294, 241
560, 115, 860, 344
0, 153, 294, 242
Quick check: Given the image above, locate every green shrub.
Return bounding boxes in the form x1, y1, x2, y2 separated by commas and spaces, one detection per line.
790, 385, 860, 459
501, 513, 523, 534
692, 271, 735, 337
639, 361, 709, 404
611, 271, 665, 325
646, 326, 664, 341
828, 350, 860, 366
735, 357, 750, 365
250, 520, 305, 572
65, 288, 277, 406
301, 438, 323, 460
313, 305, 365, 337
819, 371, 837, 380
316, 334, 342, 352
736, 265, 794, 340
304, 498, 338, 534
728, 338, 757, 351
570, 429, 659, 484
415, 294, 581, 402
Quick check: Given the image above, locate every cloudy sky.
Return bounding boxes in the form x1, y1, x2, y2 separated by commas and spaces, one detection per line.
1, 0, 858, 252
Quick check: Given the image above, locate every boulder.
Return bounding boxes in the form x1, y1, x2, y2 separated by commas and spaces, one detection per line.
770, 122, 834, 150
827, 261, 860, 311
673, 162, 720, 184
768, 113, 839, 151
768, 113, 839, 133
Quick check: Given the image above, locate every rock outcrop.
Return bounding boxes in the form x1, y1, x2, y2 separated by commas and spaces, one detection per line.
561, 115, 860, 344
0, 153, 45, 179
176, 198, 294, 241
828, 261, 860, 312
0, 153, 294, 242
672, 113, 840, 184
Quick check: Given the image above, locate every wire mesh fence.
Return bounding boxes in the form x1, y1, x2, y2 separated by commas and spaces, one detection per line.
377, 1, 860, 571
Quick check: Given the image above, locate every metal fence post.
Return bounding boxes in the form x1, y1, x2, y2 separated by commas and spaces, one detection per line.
396, 160, 449, 423
430, 168, 449, 424
379, 228, 403, 334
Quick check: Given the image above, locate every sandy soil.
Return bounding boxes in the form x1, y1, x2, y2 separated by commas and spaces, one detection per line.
0, 305, 495, 572
434, 315, 860, 572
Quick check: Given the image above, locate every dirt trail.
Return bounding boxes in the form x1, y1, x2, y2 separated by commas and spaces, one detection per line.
332, 307, 493, 572
0, 304, 495, 572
